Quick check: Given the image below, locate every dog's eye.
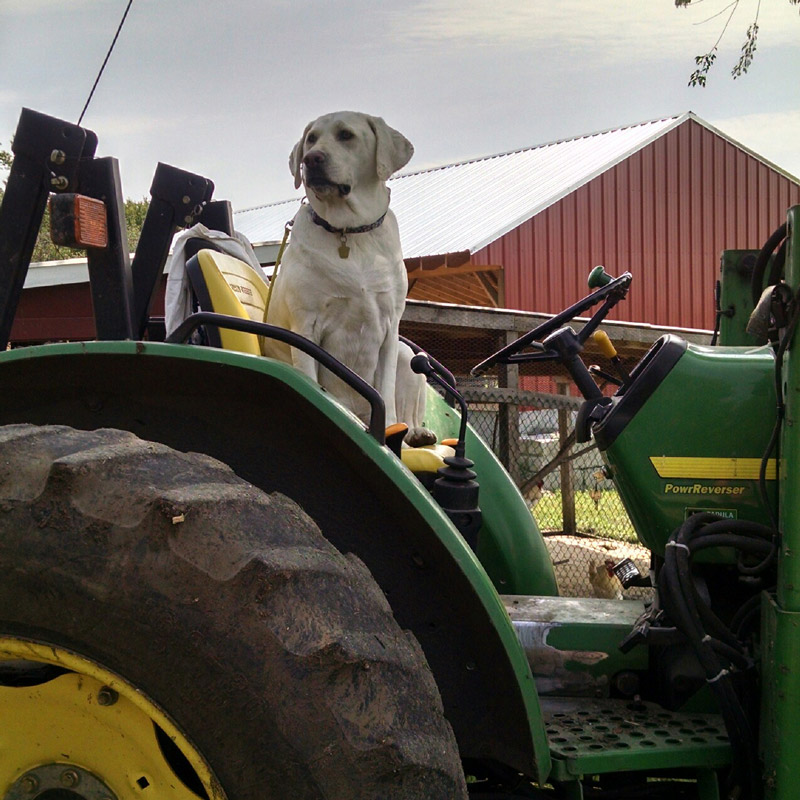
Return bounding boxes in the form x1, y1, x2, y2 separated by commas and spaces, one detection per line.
306, 133, 318, 145
337, 129, 355, 142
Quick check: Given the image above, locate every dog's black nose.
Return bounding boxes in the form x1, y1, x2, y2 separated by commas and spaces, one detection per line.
303, 150, 327, 169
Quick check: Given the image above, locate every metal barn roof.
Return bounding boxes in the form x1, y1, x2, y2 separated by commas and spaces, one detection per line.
233, 112, 749, 262
386, 114, 683, 259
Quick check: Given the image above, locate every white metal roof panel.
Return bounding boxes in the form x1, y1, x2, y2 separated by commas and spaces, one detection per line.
234, 197, 301, 246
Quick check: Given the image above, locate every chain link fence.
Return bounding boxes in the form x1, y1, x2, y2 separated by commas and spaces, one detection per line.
463, 390, 652, 599
399, 301, 688, 599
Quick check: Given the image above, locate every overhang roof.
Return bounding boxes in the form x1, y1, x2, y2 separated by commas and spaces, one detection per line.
233, 111, 779, 263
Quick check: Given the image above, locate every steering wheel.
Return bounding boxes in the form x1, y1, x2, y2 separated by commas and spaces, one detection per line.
471, 267, 633, 377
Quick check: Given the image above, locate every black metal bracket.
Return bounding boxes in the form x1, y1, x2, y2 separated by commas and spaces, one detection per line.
0, 109, 97, 348
130, 164, 215, 339
80, 156, 136, 340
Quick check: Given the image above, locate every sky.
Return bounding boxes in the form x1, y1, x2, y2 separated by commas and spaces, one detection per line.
1, 0, 799, 212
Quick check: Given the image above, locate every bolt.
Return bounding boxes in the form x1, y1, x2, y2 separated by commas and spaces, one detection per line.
50, 175, 69, 190
61, 769, 80, 788
97, 685, 119, 706
20, 774, 39, 793
613, 670, 641, 697
50, 149, 66, 165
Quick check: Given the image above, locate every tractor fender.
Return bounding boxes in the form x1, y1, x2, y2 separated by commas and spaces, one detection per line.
0, 340, 552, 782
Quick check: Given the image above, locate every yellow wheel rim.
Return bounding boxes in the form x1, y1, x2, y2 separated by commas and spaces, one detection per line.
0, 637, 226, 800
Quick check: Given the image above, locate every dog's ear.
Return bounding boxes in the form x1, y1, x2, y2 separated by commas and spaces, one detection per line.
289, 122, 313, 189
368, 116, 414, 181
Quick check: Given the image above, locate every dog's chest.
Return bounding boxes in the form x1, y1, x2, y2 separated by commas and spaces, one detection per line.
278, 211, 408, 339
290, 224, 406, 291
329, 248, 403, 293
320, 288, 395, 333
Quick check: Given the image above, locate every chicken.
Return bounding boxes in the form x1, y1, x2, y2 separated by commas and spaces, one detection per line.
524, 478, 545, 508
588, 558, 623, 599
590, 470, 607, 508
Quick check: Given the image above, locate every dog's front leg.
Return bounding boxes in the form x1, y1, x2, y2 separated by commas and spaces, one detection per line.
291, 347, 321, 383
287, 313, 321, 383
375, 330, 399, 426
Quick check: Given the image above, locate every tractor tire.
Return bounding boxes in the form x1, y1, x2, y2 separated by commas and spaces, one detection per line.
0, 424, 467, 800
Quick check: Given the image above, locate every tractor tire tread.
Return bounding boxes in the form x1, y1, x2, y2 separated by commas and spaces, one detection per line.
0, 424, 466, 799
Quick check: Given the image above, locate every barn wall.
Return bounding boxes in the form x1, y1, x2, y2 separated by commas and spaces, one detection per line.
11, 283, 96, 342
474, 119, 800, 330
10, 276, 168, 344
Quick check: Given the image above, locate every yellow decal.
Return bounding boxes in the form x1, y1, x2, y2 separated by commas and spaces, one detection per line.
650, 456, 776, 481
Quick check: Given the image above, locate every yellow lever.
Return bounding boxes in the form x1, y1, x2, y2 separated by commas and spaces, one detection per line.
592, 330, 618, 360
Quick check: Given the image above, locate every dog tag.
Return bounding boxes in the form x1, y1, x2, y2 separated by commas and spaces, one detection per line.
338, 234, 350, 259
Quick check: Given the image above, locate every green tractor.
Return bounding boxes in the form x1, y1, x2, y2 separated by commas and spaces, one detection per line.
0, 108, 795, 800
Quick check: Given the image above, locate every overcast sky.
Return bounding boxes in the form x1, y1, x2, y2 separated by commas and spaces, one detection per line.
1, 0, 798, 211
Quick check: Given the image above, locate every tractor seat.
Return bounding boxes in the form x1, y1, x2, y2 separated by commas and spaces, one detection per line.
185, 249, 270, 356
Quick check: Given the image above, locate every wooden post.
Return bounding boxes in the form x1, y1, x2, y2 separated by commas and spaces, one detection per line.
557, 380, 576, 535
498, 330, 521, 484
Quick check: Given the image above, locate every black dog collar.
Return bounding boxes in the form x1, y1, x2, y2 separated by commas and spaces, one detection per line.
308, 206, 387, 235
308, 206, 388, 259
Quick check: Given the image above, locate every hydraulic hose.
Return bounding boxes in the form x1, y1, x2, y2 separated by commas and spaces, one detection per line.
659, 559, 758, 797
729, 592, 764, 638
658, 513, 775, 800
750, 222, 788, 308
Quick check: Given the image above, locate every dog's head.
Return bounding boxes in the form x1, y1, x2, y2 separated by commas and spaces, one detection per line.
289, 112, 413, 198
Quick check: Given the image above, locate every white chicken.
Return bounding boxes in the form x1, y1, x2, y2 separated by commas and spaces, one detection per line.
588, 558, 623, 600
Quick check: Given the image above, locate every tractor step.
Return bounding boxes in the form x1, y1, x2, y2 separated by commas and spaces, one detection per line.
542, 696, 730, 795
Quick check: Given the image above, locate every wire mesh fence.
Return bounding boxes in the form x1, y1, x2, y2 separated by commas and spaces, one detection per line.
400, 301, 664, 599
465, 396, 652, 599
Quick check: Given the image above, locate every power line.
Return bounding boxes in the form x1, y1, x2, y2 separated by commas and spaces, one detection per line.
78, 0, 135, 126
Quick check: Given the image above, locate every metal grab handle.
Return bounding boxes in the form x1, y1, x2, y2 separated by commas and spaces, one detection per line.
399, 335, 457, 407
166, 312, 386, 443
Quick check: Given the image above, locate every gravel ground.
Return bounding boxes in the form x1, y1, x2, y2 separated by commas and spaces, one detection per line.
544, 534, 654, 600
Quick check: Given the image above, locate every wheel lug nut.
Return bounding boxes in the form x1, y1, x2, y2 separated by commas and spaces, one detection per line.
61, 769, 80, 787
97, 685, 119, 706
20, 773, 39, 793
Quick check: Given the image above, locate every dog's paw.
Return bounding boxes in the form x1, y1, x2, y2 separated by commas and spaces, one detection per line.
405, 426, 437, 448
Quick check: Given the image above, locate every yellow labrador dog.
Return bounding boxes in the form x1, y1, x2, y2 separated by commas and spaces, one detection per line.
264, 111, 429, 438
